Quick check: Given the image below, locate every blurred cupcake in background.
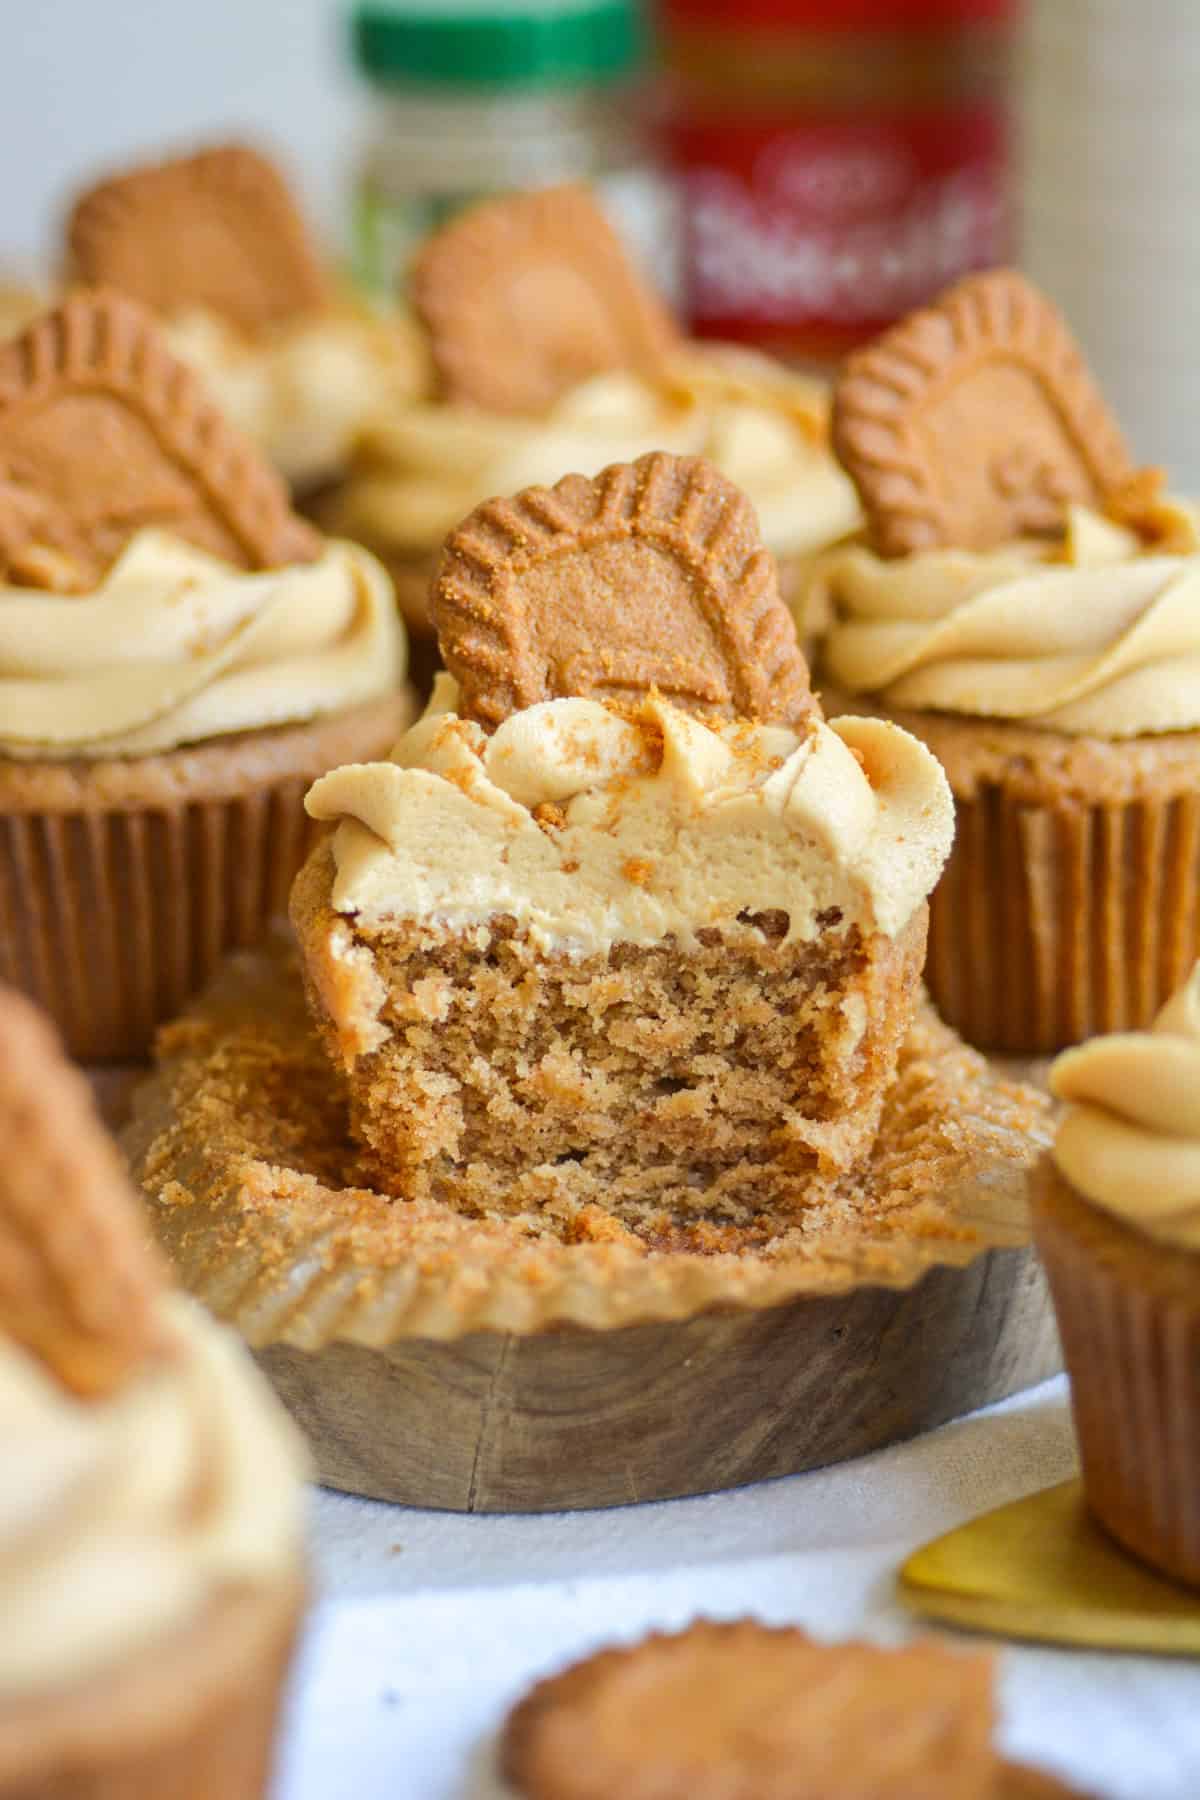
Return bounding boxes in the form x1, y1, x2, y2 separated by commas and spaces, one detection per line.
0, 289, 409, 1062
313, 184, 862, 683
1034, 963, 1200, 1590
64, 141, 427, 496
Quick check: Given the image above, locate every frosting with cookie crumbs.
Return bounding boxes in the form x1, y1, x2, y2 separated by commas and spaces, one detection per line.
0, 530, 404, 758
167, 301, 428, 490
818, 501, 1200, 736
305, 673, 953, 952
319, 346, 861, 562
0, 1294, 307, 1697
1051, 965, 1200, 1250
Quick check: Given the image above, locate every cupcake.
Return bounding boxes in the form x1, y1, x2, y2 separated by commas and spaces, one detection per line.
1034, 964, 1200, 1589
0, 986, 309, 1800
812, 267, 1200, 1053
0, 287, 409, 1060
314, 185, 861, 673
294, 451, 953, 1219
65, 142, 426, 495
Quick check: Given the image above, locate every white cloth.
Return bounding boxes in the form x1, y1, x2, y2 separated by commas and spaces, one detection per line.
280, 1378, 1200, 1798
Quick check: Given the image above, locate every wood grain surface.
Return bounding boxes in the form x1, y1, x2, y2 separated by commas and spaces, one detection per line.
258, 1238, 1060, 1513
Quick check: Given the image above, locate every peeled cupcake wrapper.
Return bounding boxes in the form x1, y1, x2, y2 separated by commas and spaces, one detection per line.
123, 934, 1052, 1346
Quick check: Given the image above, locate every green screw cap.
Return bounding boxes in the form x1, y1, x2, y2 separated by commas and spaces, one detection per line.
351, 0, 647, 90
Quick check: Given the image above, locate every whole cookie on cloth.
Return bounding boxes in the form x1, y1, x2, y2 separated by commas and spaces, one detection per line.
0, 986, 172, 1397
67, 143, 330, 334
832, 269, 1134, 557
411, 184, 678, 415
430, 449, 814, 729
501, 1620, 1091, 1800
0, 287, 320, 590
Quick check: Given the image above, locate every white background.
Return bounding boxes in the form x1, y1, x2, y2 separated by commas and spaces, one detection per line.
0, 0, 354, 267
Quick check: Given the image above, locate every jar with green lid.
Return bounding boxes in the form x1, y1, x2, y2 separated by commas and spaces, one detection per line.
349, 0, 679, 305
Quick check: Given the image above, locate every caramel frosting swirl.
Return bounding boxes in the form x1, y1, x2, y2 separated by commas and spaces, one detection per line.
820, 505, 1200, 736
306, 674, 954, 954
0, 1296, 307, 1697
0, 531, 405, 759
166, 302, 429, 490
318, 345, 862, 562
1051, 965, 1200, 1249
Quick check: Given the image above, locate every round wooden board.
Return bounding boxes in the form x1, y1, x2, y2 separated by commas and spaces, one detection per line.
256, 1238, 1061, 1513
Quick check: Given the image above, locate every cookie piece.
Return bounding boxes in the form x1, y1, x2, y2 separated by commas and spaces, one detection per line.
501, 1620, 997, 1800
1000, 1768, 1096, 1799
833, 269, 1134, 557
411, 184, 678, 415
0, 289, 320, 591
431, 451, 814, 730
67, 143, 329, 334
0, 987, 172, 1397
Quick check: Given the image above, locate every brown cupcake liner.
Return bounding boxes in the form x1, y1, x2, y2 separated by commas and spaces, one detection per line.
0, 1576, 304, 1800
925, 783, 1200, 1055
0, 697, 410, 1063
123, 933, 1052, 1346
0, 785, 317, 1063
1034, 1175, 1200, 1590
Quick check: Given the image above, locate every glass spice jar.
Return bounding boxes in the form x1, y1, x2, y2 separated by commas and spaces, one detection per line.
348, 0, 680, 304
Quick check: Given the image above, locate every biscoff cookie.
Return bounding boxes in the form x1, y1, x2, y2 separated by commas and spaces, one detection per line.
501, 1621, 1090, 1800
0, 987, 171, 1395
411, 183, 678, 415
68, 144, 329, 334
832, 268, 1133, 557
0, 288, 319, 590
62, 142, 427, 495
431, 449, 814, 729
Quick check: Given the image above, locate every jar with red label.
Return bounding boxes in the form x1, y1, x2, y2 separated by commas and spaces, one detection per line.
659, 0, 1015, 362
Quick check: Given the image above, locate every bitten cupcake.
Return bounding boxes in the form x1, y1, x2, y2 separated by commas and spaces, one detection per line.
813, 267, 1200, 1053
0, 287, 409, 1060
1034, 964, 1200, 1589
65, 142, 426, 495
294, 451, 953, 1221
315, 185, 861, 669
0, 987, 309, 1800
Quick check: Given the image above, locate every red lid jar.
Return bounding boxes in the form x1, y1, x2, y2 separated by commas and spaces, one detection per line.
659, 0, 1015, 361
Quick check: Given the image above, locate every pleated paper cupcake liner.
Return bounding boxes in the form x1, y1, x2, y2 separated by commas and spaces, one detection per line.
0, 697, 411, 1063
1034, 1171, 1200, 1591
0, 785, 318, 1062
123, 934, 1052, 1347
925, 784, 1200, 1056
0, 1577, 304, 1800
